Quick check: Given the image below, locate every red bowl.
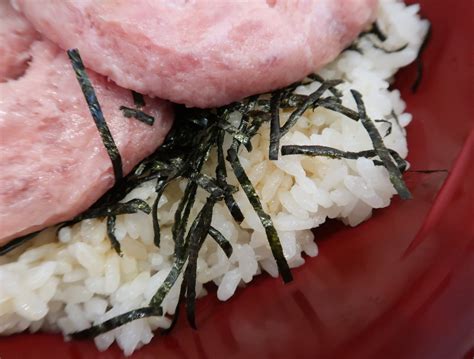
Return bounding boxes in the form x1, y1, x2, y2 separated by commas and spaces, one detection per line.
1, 0, 472, 358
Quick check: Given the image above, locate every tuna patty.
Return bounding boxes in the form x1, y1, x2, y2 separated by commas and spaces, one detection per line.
0, 40, 173, 244
15, 0, 378, 107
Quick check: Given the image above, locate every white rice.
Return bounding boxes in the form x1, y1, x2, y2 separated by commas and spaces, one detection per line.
0, 1, 429, 355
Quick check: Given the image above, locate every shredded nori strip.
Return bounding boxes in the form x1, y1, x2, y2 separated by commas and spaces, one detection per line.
269, 90, 283, 160
368, 22, 387, 42
149, 196, 217, 325
0, 231, 40, 256
119, 106, 155, 126
316, 97, 359, 121
172, 181, 199, 249
72, 306, 159, 339
216, 131, 245, 223
281, 145, 407, 172
208, 226, 233, 258
407, 169, 448, 174
351, 90, 412, 199
390, 110, 403, 131
189, 173, 225, 199
131, 90, 146, 108
347, 22, 410, 55
227, 147, 292, 283
67, 49, 123, 182
161, 277, 187, 335
280, 80, 342, 137
106, 216, 122, 256
152, 178, 167, 247
70, 198, 151, 223
185, 197, 216, 329
375, 119, 393, 137
373, 43, 408, 54
412, 23, 432, 92
217, 120, 251, 148
344, 43, 363, 54
308, 74, 343, 99
150, 257, 186, 313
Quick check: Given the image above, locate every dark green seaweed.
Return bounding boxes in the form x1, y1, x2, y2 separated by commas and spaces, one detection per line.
412, 23, 432, 92
227, 147, 292, 283
70, 198, 151, 223
344, 43, 363, 54
316, 97, 359, 121
119, 106, 155, 126
226, 97, 293, 283
216, 131, 245, 223
185, 197, 216, 329
375, 119, 393, 137
373, 43, 408, 54
172, 181, 199, 250
351, 90, 412, 199
308, 74, 343, 99
131, 90, 146, 108
161, 276, 187, 335
152, 178, 167, 247
269, 90, 283, 160
0, 231, 40, 256
72, 306, 159, 339
67, 49, 123, 182
280, 80, 342, 137
189, 173, 225, 199
208, 226, 233, 258
106, 216, 122, 256
348, 22, 408, 55
367, 22, 387, 42
406, 169, 448, 174
390, 110, 403, 131
217, 120, 251, 148
281, 145, 408, 173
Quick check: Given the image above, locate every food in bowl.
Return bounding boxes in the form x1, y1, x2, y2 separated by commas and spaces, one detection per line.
0, 0, 429, 355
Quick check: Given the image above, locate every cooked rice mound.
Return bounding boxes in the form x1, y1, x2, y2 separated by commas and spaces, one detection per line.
0, 0, 429, 355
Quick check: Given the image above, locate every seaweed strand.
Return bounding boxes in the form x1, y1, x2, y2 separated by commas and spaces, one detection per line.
280, 80, 342, 137
216, 131, 244, 223
185, 197, 216, 329
412, 23, 432, 92
208, 226, 233, 258
67, 49, 123, 182
70, 199, 151, 223
351, 90, 412, 199
106, 216, 122, 256
227, 147, 292, 283
152, 178, 168, 248
72, 307, 159, 339
281, 145, 407, 172
269, 90, 283, 160
119, 106, 155, 126
131, 90, 146, 108
0, 231, 40, 256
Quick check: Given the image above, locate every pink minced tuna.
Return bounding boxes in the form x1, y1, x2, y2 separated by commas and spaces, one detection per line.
15, 0, 378, 108
0, 0, 38, 81
0, 40, 173, 244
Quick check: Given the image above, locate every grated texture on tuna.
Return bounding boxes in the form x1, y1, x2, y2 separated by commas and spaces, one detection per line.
0, 0, 38, 81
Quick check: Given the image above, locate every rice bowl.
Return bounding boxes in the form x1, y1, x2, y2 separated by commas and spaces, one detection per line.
2, 0, 472, 358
